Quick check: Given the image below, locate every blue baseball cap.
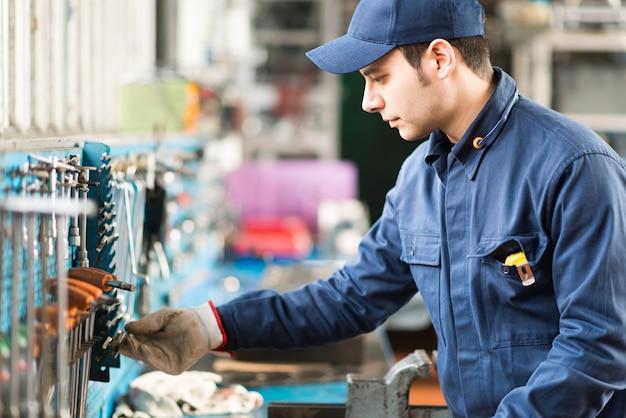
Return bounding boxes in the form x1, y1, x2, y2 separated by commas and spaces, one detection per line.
306, 0, 485, 74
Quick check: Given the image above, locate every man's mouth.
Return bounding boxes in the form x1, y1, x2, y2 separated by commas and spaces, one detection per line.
386, 118, 399, 128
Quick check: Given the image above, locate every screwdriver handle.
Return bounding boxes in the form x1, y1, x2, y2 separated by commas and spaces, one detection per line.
69, 266, 115, 291
45, 278, 103, 300
68, 266, 135, 292
46, 282, 96, 311
35, 305, 79, 336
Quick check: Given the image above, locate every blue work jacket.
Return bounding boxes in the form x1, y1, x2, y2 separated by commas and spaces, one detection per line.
217, 68, 626, 417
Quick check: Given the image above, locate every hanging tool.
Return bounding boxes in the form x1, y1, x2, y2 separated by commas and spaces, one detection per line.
1, 334, 9, 417
35, 305, 79, 338
47, 282, 96, 312
76, 165, 98, 267
24, 211, 40, 418
54, 218, 70, 418
45, 278, 103, 302
67, 156, 82, 249
45, 279, 121, 311
68, 267, 135, 292
97, 332, 128, 363
37, 205, 55, 418
0, 208, 7, 418
0, 208, 5, 329
10, 210, 23, 418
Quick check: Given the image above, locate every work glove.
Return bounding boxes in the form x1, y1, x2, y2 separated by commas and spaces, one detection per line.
118, 302, 225, 375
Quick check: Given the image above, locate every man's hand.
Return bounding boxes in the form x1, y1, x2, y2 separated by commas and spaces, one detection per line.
118, 303, 224, 375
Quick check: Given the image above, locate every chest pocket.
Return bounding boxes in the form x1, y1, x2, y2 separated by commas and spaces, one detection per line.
399, 231, 440, 266
469, 233, 558, 349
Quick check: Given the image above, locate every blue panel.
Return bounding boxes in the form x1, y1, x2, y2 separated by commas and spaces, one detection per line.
1, 136, 224, 417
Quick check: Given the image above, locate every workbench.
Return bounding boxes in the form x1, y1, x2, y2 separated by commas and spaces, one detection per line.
166, 258, 449, 417
166, 258, 382, 416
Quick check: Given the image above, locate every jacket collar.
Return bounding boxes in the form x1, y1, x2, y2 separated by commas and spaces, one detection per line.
425, 67, 519, 180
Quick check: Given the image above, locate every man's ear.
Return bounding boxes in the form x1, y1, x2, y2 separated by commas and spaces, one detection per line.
427, 38, 456, 79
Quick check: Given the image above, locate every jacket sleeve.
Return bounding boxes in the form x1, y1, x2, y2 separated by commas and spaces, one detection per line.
494, 153, 626, 417
216, 184, 418, 351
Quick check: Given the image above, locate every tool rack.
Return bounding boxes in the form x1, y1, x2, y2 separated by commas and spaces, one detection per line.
0, 135, 225, 418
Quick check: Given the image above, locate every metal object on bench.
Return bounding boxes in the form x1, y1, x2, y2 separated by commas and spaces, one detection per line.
346, 349, 431, 418
268, 349, 452, 418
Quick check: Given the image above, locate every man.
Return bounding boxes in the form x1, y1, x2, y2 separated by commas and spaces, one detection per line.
120, 0, 626, 416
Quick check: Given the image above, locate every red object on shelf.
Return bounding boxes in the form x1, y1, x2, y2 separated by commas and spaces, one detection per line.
230, 217, 313, 259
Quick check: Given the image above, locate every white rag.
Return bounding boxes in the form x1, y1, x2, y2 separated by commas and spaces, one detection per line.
125, 370, 263, 417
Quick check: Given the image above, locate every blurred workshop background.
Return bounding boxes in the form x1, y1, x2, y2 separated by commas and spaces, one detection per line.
0, 0, 625, 417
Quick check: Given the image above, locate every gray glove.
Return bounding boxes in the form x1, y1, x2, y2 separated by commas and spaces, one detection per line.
119, 303, 224, 375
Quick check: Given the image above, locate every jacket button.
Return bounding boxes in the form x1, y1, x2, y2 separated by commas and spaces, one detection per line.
501, 265, 511, 274
410, 246, 415, 256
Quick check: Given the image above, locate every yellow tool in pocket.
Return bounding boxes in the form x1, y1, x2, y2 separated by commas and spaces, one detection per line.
505, 252, 536, 286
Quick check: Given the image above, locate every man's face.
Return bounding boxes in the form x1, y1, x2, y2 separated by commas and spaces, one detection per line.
359, 48, 444, 141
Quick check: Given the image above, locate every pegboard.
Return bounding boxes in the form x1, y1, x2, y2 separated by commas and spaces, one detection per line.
0, 135, 226, 418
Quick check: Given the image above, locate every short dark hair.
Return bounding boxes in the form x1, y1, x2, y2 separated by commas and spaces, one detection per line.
398, 35, 493, 81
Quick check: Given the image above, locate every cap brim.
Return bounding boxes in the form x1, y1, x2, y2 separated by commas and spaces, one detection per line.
306, 34, 396, 74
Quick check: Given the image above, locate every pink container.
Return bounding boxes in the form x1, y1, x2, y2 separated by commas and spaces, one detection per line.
225, 160, 358, 235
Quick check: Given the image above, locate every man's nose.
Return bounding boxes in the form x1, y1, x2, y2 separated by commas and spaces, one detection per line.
361, 88, 383, 113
